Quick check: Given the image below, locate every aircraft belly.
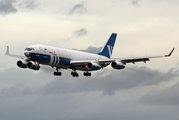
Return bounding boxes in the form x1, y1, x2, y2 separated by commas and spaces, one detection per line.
58, 57, 70, 66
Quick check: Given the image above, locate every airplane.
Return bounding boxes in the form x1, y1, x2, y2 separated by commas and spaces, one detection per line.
5, 33, 175, 77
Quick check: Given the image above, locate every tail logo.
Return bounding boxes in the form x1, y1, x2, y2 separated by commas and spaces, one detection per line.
107, 45, 113, 58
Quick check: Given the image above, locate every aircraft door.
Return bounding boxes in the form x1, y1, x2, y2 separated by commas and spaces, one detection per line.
39, 47, 43, 54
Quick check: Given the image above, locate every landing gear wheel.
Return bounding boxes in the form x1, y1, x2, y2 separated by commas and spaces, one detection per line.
89, 73, 91, 76
71, 71, 74, 75
58, 72, 62, 76
83, 72, 91, 77
76, 73, 79, 77
54, 72, 57, 76
54, 72, 62, 76
73, 74, 76, 77
36, 66, 40, 71
54, 67, 62, 76
71, 71, 79, 77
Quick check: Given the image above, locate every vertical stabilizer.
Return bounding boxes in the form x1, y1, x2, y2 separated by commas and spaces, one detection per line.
98, 33, 117, 58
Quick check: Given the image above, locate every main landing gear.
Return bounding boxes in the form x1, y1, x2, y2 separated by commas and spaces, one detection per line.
83, 72, 91, 77
71, 70, 79, 77
54, 67, 62, 76
53, 67, 92, 77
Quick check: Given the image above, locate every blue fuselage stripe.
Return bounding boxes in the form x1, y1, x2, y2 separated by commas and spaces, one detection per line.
55, 57, 58, 66
52, 56, 55, 65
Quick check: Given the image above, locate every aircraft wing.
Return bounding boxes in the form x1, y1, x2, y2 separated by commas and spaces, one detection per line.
119, 47, 175, 64
5, 46, 25, 59
70, 48, 175, 65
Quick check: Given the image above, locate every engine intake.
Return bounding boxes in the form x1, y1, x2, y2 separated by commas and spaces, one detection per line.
27, 62, 40, 70
17, 60, 27, 68
111, 61, 125, 70
86, 62, 101, 70
87, 63, 93, 69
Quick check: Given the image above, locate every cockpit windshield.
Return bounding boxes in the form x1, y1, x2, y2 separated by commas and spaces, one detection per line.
25, 48, 35, 51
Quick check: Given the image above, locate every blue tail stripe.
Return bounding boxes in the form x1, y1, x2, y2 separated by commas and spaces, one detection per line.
98, 33, 117, 58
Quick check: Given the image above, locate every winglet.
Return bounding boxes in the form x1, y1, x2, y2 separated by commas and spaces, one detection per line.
166, 47, 175, 57
5, 46, 9, 55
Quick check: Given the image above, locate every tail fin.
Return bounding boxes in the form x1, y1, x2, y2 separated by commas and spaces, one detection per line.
98, 33, 117, 58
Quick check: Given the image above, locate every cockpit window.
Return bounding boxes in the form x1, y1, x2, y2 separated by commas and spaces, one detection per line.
25, 48, 35, 51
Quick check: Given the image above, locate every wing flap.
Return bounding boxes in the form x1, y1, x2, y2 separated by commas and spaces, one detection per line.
121, 58, 150, 64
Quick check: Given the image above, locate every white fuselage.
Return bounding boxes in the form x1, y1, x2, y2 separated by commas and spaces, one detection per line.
24, 44, 109, 70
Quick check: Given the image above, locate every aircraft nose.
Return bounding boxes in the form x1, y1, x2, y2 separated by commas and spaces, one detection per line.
24, 51, 29, 57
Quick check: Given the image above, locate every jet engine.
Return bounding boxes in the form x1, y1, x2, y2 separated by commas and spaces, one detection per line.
111, 61, 125, 70
87, 62, 101, 70
17, 60, 27, 68
27, 62, 40, 70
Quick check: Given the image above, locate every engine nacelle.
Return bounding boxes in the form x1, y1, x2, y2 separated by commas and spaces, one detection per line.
27, 62, 40, 70
17, 60, 27, 68
111, 61, 125, 70
87, 62, 101, 70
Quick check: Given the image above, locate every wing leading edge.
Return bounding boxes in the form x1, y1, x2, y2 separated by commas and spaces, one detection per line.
70, 48, 175, 66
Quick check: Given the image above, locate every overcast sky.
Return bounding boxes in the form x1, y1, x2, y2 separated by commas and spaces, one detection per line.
0, 0, 179, 120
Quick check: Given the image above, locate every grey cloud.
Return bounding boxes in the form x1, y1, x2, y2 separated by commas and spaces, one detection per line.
69, 2, 87, 15
0, 65, 179, 120
74, 28, 88, 37
18, 0, 40, 10
23, 0, 40, 10
62, 28, 88, 42
0, 0, 40, 15
68, 46, 101, 55
1, 65, 178, 97
80, 46, 102, 54
36, 66, 179, 96
0, 0, 17, 14
1, 85, 32, 98
131, 0, 139, 6
139, 82, 179, 106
